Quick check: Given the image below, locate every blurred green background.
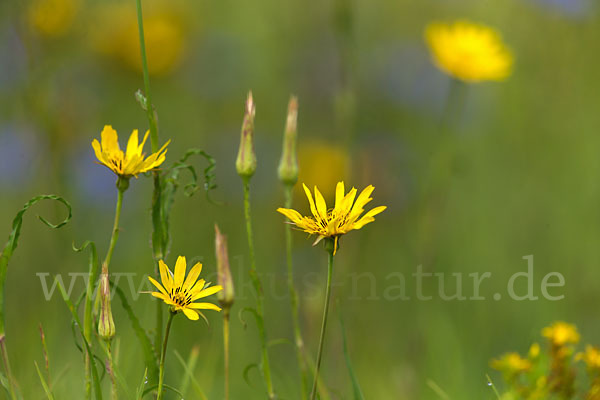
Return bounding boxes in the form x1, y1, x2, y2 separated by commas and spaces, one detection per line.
1, 0, 600, 398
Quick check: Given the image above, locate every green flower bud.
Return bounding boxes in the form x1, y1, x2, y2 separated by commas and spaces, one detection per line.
98, 263, 115, 341
236, 91, 257, 179
215, 224, 234, 308
278, 96, 299, 186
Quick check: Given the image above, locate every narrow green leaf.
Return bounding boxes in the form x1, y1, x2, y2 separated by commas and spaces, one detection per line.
426, 379, 451, 400
56, 279, 103, 400
34, 361, 55, 400
0, 195, 71, 336
486, 374, 502, 400
339, 310, 365, 400
136, 369, 148, 400
174, 349, 207, 400
112, 284, 158, 384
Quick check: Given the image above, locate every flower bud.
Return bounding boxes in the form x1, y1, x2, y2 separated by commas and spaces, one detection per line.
236, 91, 257, 179
98, 263, 115, 341
215, 224, 234, 308
277, 96, 299, 186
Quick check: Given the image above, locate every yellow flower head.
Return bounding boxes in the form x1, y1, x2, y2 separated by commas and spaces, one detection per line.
92, 125, 169, 178
577, 345, 600, 370
542, 321, 580, 346
491, 352, 532, 374
277, 181, 386, 255
148, 256, 223, 321
28, 0, 79, 37
425, 20, 513, 82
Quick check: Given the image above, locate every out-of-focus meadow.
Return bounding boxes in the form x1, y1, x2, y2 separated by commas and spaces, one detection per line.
1, 0, 600, 398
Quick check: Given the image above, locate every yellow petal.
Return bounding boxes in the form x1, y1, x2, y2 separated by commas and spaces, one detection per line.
182, 308, 200, 321
91, 139, 106, 164
191, 285, 223, 301
148, 276, 168, 297
188, 302, 222, 311
138, 130, 150, 154
159, 260, 173, 293
277, 208, 304, 224
101, 125, 120, 154
348, 185, 374, 221
189, 279, 206, 295
352, 206, 387, 230
182, 262, 203, 292
302, 183, 318, 219
125, 129, 140, 160
313, 186, 328, 221
151, 292, 169, 303
173, 256, 187, 289
335, 181, 345, 209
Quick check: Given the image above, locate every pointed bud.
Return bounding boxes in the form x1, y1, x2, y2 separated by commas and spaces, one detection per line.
215, 225, 234, 308
236, 91, 257, 179
278, 96, 299, 186
98, 263, 115, 341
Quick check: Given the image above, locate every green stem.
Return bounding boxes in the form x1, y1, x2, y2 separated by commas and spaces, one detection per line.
157, 312, 175, 400
135, 0, 163, 361
0, 337, 17, 400
134, 0, 158, 153
242, 180, 275, 399
223, 308, 230, 400
440, 78, 467, 132
104, 186, 125, 269
107, 342, 118, 400
284, 184, 309, 400
310, 249, 334, 400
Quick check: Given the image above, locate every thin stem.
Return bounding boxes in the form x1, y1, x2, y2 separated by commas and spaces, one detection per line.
107, 342, 118, 400
104, 187, 125, 268
310, 250, 334, 400
0, 337, 17, 400
284, 184, 309, 400
242, 180, 275, 399
223, 308, 230, 400
157, 312, 175, 400
135, 0, 158, 152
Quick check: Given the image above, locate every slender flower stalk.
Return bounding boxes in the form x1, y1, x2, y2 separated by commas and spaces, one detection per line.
310, 241, 335, 400
236, 93, 275, 399
157, 311, 175, 400
134, 0, 165, 358
278, 96, 309, 398
215, 225, 234, 400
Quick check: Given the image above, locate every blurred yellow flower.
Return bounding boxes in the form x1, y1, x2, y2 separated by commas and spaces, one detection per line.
542, 321, 580, 346
577, 345, 600, 370
298, 140, 349, 199
491, 352, 532, 373
28, 0, 79, 37
529, 342, 541, 359
277, 181, 386, 255
425, 20, 513, 82
92, 2, 187, 76
148, 256, 222, 321
92, 125, 169, 178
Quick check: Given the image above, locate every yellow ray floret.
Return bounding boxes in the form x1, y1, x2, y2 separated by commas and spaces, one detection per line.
277, 181, 386, 255
542, 321, 580, 346
148, 256, 223, 321
425, 20, 513, 82
92, 125, 170, 178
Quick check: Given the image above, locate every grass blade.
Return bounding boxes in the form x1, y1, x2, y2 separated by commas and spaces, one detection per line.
34, 361, 55, 400
174, 349, 207, 400
339, 308, 365, 400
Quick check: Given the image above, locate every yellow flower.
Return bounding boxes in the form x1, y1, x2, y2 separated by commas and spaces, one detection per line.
577, 345, 600, 370
277, 181, 386, 255
425, 20, 513, 82
28, 0, 79, 37
148, 256, 223, 321
91, 2, 187, 76
92, 125, 169, 178
491, 352, 532, 373
542, 321, 580, 346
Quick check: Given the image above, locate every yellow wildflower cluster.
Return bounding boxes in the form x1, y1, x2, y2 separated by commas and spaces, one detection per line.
27, 0, 80, 37
492, 321, 600, 400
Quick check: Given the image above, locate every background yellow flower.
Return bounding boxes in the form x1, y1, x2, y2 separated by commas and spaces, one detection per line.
425, 20, 513, 82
